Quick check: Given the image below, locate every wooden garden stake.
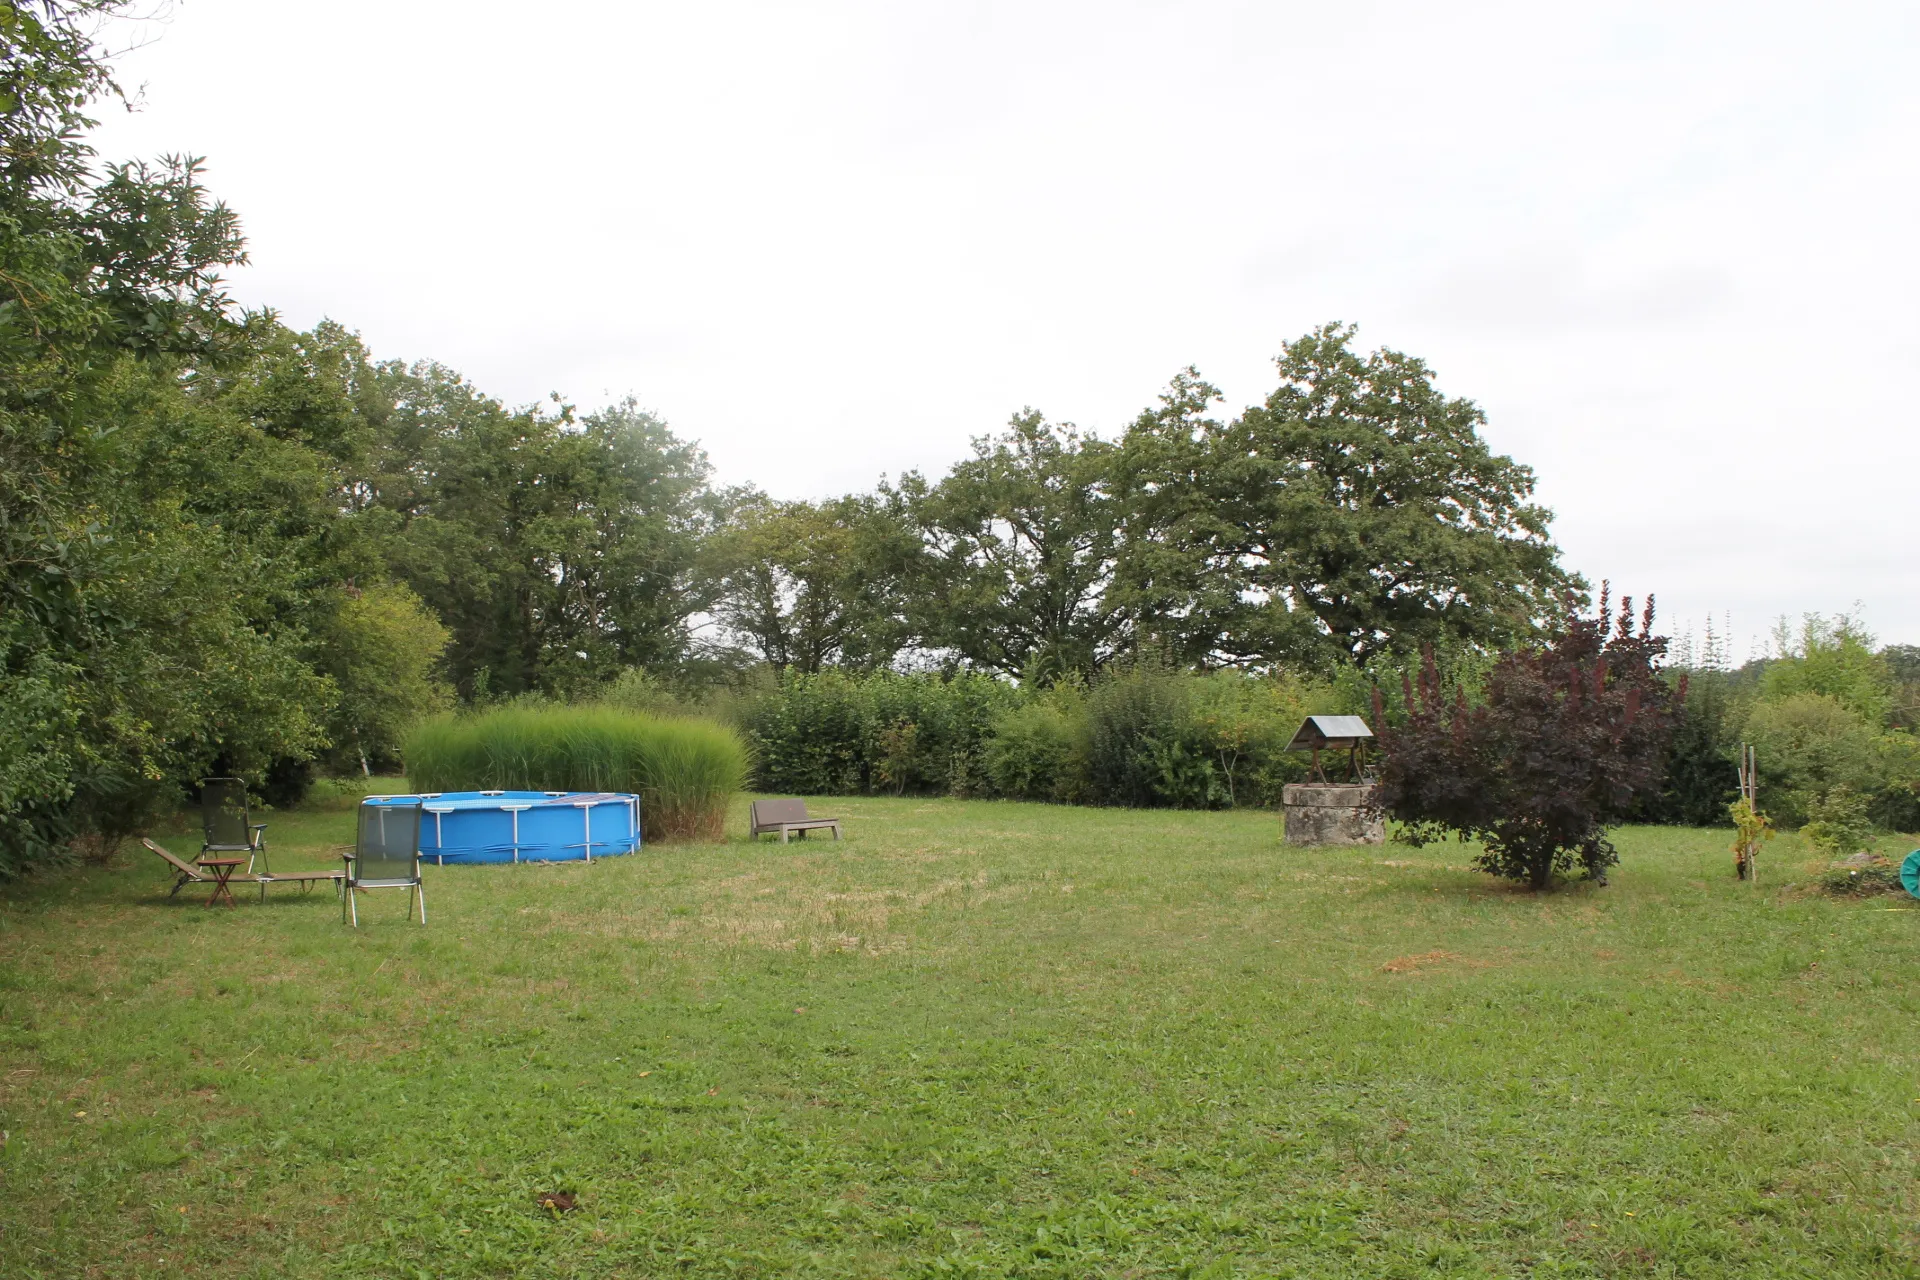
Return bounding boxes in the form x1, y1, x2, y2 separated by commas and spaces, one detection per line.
1730, 745, 1772, 884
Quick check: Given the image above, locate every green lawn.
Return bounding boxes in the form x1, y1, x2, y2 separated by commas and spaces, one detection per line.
3, 788, 1919, 1278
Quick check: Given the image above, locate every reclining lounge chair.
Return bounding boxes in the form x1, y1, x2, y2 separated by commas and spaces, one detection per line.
141, 837, 344, 903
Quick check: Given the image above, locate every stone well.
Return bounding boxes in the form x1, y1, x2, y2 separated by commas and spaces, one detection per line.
1282, 783, 1384, 846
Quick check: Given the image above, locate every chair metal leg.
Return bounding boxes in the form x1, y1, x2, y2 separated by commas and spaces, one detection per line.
416, 882, 426, 925
348, 885, 359, 927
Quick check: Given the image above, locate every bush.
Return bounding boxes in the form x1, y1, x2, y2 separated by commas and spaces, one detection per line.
1188, 671, 1319, 807
403, 706, 748, 841
1867, 733, 1920, 832
311, 582, 453, 776
1741, 694, 1882, 828
1074, 667, 1316, 809
737, 665, 1324, 810
1373, 592, 1680, 890
740, 670, 1016, 797
984, 699, 1079, 801
1801, 784, 1878, 857
1079, 668, 1213, 807
1819, 861, 1903, 896
1641, 669, 1741, 825
258, 756, 317, 810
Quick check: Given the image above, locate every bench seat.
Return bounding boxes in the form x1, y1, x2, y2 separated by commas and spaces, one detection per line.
749, 800, 843, 843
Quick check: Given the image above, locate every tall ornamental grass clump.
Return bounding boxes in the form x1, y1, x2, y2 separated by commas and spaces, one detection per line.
404, 706, 748, 841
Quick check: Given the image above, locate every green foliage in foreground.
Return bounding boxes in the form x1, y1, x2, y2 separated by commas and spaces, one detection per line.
404, 707, 747, 840
4, 794, 1919, 1277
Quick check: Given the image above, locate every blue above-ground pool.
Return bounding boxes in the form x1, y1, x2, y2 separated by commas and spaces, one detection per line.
362, 791, 642, 864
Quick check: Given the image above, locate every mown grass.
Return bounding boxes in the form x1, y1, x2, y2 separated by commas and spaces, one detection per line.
2, 788, 1919, 1278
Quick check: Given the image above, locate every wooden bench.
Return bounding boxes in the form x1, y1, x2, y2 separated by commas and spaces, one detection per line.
749, 799, 843, 844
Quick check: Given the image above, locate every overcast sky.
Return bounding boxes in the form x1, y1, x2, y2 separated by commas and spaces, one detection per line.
92, 0, 1920, 655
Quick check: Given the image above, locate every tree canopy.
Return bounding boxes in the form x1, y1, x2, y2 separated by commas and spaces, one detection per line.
0, 0, 1606, 874
1118, 325, 1571, 670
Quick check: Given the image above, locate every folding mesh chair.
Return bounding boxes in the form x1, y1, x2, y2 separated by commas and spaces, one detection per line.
343, 801, 425, 927
201, 777, 269, 875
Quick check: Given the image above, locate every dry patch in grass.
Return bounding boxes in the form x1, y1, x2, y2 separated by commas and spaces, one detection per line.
578, 869, 998, 954
1380, 950, 1493, 974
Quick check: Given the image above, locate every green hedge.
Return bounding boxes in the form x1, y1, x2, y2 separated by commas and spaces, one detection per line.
740, 671, 1016, 797
739, 667, 1331, 809
404, 706, 748, 841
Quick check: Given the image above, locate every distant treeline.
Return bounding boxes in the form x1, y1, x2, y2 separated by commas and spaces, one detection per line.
1644, 618, 1919, 831
4, 4, 1914, 874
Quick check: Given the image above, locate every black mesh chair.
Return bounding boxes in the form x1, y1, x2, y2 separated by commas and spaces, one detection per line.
201, 778, 268, 876
343, 801, 425, 927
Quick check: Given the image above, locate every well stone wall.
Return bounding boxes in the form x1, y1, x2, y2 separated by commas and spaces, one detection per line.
1281, 783, 1384, 846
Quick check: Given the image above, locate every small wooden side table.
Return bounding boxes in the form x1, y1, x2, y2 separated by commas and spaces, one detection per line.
196, 857, 247, 908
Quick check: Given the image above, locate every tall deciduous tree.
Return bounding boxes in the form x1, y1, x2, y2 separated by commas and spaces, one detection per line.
1109, 368, 1245, 667
1759, 613, 1894, 727
310, 582, 452, 775
705, 493, 914, 673
1, 1, 341, 867
894, 412, 1127, 683
381, 394, 721, 698
1122, 325, 1571, 671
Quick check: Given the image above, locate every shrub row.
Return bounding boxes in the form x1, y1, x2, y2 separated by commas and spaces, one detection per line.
403, 706, 749, 840
737, 671, 1017, 798
738, 667, 1334, 808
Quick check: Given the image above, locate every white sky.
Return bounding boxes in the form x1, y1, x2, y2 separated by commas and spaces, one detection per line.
93, 0, 1920, 654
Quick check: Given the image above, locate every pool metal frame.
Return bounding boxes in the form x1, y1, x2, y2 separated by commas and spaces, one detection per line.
370, 790, 641, 865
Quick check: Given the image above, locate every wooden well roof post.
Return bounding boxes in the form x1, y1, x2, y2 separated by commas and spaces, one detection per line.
1285, 715, 1375, 783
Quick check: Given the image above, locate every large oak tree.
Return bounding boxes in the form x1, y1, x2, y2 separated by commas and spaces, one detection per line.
1120, 325, 1572, 671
